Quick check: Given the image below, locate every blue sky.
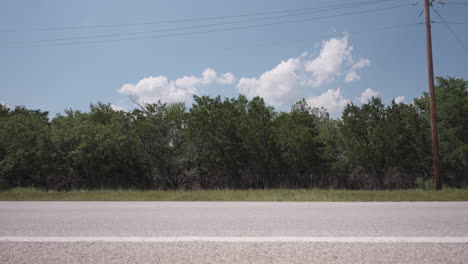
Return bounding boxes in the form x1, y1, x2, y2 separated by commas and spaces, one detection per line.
1, 0, 467, 117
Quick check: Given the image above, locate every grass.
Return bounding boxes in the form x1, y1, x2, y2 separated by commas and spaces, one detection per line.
0, 187, 467, 201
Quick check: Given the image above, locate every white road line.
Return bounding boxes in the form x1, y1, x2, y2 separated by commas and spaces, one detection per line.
1, 237, 468, 243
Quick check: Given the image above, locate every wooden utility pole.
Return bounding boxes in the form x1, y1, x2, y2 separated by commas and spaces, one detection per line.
423, 0, 441, 190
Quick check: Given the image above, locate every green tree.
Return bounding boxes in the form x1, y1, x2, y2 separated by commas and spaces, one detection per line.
188, 95, 250, 188
340, 97, 431, 189
273, 99, 325, 188
238, 96, 277, 188
414, 77, 468, 186
129, 102, 189, 189
51, 103, 136, 189
1, 77, 466, 191
0, 106, 55, 189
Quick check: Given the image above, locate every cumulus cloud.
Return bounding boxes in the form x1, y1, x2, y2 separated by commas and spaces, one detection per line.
119, 68, 234, 105
345, 58, 371, 83
357, 88, 379, 103
237, 34, 369, 106
118, 35, 369, 110
217, 72, 236, 85
201, 68, 217, 84
353, 58, 371, 69
175, 68, 218, 89
110, 104, 127, 112
344, 71, 361, 83
237, 57, 302, 106
306, 88, 350, 117
305, 35, 352, 87
394, 96, 405, 104
119, 75, 194, 104
174, 76, 203, 89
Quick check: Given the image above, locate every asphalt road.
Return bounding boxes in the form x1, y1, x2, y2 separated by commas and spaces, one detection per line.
1, 202, 467, 263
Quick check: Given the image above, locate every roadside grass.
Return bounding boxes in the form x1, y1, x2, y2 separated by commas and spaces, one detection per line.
0, 187, 467, 201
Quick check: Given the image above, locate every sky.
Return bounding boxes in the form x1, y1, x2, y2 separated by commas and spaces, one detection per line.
1, 0, 467, 118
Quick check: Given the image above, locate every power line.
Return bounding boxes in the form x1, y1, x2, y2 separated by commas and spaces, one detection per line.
10, 4, 415, 48
1, 0, 401, 33
189, 23, 420, 55
432, 8, 468, 52
11, 1, 410, 44
12, 2, 414, 44
434, 21, 468, 24
442, 1, 468, 4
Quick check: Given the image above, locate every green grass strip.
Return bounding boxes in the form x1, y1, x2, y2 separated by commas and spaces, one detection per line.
1, 188, 467, 201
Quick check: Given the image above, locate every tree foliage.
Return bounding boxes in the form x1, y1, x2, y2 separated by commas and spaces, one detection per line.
414, 77, 468, 186
0, 77, 466, 190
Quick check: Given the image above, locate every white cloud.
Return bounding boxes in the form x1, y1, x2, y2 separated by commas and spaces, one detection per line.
119, 35, 370, 110
345, 71, 361, 83
217, 72, 236, 85
174, 76, 203, 89
0, 102, 9, 108
357, 88, 379, 103
237, 34, 369, 106
119, 68, 234, 105
110, 104, 127, 112
353, 58, 371, 69
202, 68, 217, 84
306, 88, 350, 117
237, 57, 302, 106
305, 35, 352, 87
345, 58, 371, 83
175, 68, 217, 88
119, 75, 194, 104
394, 96, 405, 104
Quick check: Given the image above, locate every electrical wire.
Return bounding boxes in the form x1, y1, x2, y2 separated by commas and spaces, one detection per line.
434, 21, 468, 24
442, 1, 468, 4
189, 23, 421, 55
11, 1, 411, 44
432, 8, 468, 52
10, 4, 415, 48
0, 0, 401, 33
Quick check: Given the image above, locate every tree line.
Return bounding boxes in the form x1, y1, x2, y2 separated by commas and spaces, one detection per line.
0, 77, 466, 190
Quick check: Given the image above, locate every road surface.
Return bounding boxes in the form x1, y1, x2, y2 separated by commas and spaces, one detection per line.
0, 202, 467, 263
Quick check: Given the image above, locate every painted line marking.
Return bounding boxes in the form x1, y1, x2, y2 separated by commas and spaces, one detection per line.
1, 237, 468, 243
